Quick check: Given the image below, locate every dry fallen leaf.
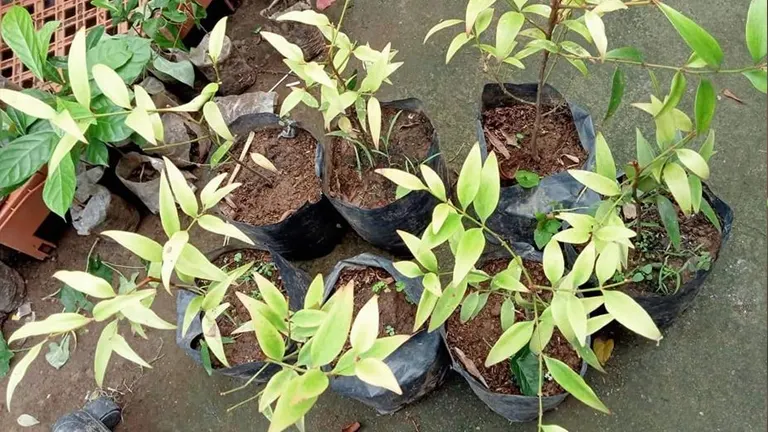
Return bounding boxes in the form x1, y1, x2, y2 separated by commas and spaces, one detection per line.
453, 347, 489, 388
622, 203, 638, 220
593, 337, 614, 366
500, 130, 520, 149
484, 128, 511, 159
563, 154, 580, 164
341, 421, 361, 432
721, 89, 745, 105
17, 414, 39, 427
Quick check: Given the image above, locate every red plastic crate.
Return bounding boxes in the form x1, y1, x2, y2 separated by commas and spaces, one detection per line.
0, 0, 129, 88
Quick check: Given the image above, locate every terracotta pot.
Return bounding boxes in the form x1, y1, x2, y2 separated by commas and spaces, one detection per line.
0, 169, 55, 260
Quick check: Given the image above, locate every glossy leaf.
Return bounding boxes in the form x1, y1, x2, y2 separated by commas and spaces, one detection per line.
584, 11, 607, 58
568, 170, 620, 196
545, 356, 610, 413
424, 19, 463, 43
453, 228, 485, 285
656, 195, 681, 249
42, 154, 76, 218
694, 80, 716, 135
457, 144, 482, 208
485, 321, 534, 366
208, 17, 227, 63
0, 132, 57, 188
663, 162, 692, 214
604, 67, 624, 121
658, 3, 723, 66
656, 71, 686, 119
1, 6, 45, 79
69, 29, 90, 109
350, 296, 379, 354
52, 271, 115, 298
746, 0, 767, 63
474, 152, 500, 222
101, 231, 162, 262
603, 290, 662, 341
496, 12, 524, 58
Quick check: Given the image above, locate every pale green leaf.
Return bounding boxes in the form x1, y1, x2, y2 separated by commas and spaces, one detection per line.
746, 0, 767, 63
694, 79, 716, 135
658, 3, 723, 66
543, 239, 564, 283
743, 70, 767, 93
595, 243, 620, 285
69, 29, 90, 109
94, 320, 117, 387
310, 281, 353, 367
182, 296, 203, 337
101, 231, 162, 262
350, 296, 379, 354
457, 143, 482, 208
9, 313, 91, 343
675, 149, 709, 179
158, 173, 180, 237
584, 11, 607, 58
376, 168, 427, 192
6, 341, 44, 410
203, 102, 233, 141
474, 152, 500, 222
92, 290, 154, 322
568, 170, 620, 196
453, 228, 485, 285
198, 214, 254, 245
162, 231, 188, 289
92, 64, 131, 108
208, 17, 227, 63
496, 12, 524, 58
663, 162, 692, 214
52, 270, 115, 298
355, 357, 402, 395
570, 242, 596, 287
163, 156, 198, 217
656, 71, 686, 119
594, 132, 616, 180
0, 89, 56, 120
424, 19, 464, 43
446, 33, 471, 63
545, 356, 610, 413
261, 31, 304, 62
603, 290, 662, 341
125, 108, 157, 145
485, 321, 534, 366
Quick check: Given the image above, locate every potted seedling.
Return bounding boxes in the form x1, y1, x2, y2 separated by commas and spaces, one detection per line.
207, 113, 346, 260
322, 253, 450, 414
424, 0, 766, 246
176, 244, 312, 380
261, 5, 449, 254
5, 156, 410, 432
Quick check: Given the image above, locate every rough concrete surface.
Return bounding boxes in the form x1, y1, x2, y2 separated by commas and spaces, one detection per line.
1, 0, 765, 431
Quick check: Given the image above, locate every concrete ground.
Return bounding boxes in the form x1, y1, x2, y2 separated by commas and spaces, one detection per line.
2, 0, 766, 431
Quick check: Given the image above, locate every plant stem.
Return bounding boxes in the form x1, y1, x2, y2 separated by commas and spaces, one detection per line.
529, 0, 562, 161
631, 161, 643, 241
220, 363, 270, 395
557, 52, 767, 75
226, 389, 264, 412
148, 135, 211, 151
559, 0, 653, 8
224, 148, 273, 186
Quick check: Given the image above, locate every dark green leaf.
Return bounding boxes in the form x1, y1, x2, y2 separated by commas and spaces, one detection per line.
58, 285, 95, 313
112, 35, 152, 84
0, 132, 58, 188
534, 228, 553, 250
656, 195, 681, 249
742, 70, 767, 94
5, 106, 33, 135
86, 101, 131, 143
510, 345, 540, 396
43, 152, 77, 218
84, 140, 109, 166
152, 56, 195, 87
694, 80, 716, 135
656, 71, 686, 118
88, 254, 114, 283
515, 170, 540, 188
605, 47, 644, 62
658, 3, 723, 67
86, 25, 106, 49
648, 69, 661, 97
0, 331, 14, 378
36, 21, 59, 69
199, 340, 213, 376
699, 198, 722, 233
0, 6, 45, 79
87, 38, 132, 71
604, 67, 625, 122
163, 9, 188, 23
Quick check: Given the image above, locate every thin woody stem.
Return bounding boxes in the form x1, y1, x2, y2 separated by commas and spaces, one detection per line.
530, 0, 563, 161
557, 52, 767, 75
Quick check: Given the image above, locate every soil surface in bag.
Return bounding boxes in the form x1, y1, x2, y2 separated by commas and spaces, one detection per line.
217, 127, 322, 225
328, 108, 434, 209
446, 259, 581, 396
335, 267, 416, 338
126, 162, 161, 183
619, 198, 722, 297
206, 249, 285, 367
482, 103, 587, 186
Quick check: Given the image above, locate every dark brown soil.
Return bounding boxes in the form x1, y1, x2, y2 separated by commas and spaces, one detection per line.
482, 104, 586, 186
622, 199, 722, 297
334, 267, 416, 337
209, 249, 284, 367
445, 259, 581, 396
127, 162, 160, 183
328, 108, 434, 209
217, 127, 322, 225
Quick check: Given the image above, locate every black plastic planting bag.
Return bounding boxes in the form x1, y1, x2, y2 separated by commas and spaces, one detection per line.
446, 243, 589, 423
626, 186, 733, 328
216, 113, 346, 260
175, 245, 311, 381
477, 83, 600, 245
320, 99, 448, 256
324, 253, 451, 414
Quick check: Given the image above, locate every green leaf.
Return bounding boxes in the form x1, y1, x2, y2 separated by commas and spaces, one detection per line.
310, 281, 353, 367
565, 58, 588, 76
604, 68, 625, 121
414, 290, 438, 332
658, 3, 723, 66
111, 334, 151, 368
635, 128, 656, 170
446, 33, 471, 63
163, 156, 198, 216
459, 292, 480, 323
453, 228, 485, 285
474, 152, 500, 222
398, 231, 438, 273
656, 195, 681, 249
689, 175, 703, 213
544, 356, 610, 413
656, 71, 686, 119
198, 214, 254, 245
420, 164, 446, 201
176, 244, 227, 282
199, 340, 213, 376
0, 6, 45, 79
515, 170, 540, 188
496, 12, 524, 59
474, 8, 494, 35
0, 332, 13, 378
699, 198, 722, 233
746, 0, 767, 63
605, 46, 644, 62
694, 80, 716, 135
428, 280, 467, 332
236, 292, 286, 360
304, 274, 325, 309
101, 231, 162, 262
69, 29, 91, 109
541, 425, 569, 432
510, 345, 540, 396
530, 312, 554, 354
375, 168, 426, 192
153, 56, 195, 87
699, 129, 715, 162
522, 4, 551, 17
261, 31, 304, 63
84, 140, 109, 166
743, 70, 767, 94
52, 270, 115, 298
268, 377, 317, 432
6, 340, 44, 410
424, 19, 464, 43
0, 132, 57, 188
89, 318, 113, 384
500, 298, 516, 331
465, 0, 495, 33
93, 64, 132, 109
570, 242, 596, 287
92, 290, 154, 322
543, 239, 564, 283
207, 17, 227, 63
260, 368, 297, 412
0, 89, 57, 120
86, 38, 131, 71
663, 162, 692, 214
568, 170, 620, 196
43, 153, 76, 217
9, 313, 91, 343
355, 357, 402, 395
121, 302, 175, 330
157, 172, 180, 237
595, 243, 620, 285
675, 149, 709, 179
485, 321, 534, 366
594, 132, 616, 180
603, 290, 662, 341
45, 335, 71, 369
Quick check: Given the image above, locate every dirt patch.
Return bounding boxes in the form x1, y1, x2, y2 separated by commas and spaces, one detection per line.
126, 162, 160, 183
334, 266, 416, 337
445, 259, 581, 396
209, 249, 284, 366
482, 104, 586, 186
328, 108, 434, 209
621, 199, 722, 297
217, 127, 322, 225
